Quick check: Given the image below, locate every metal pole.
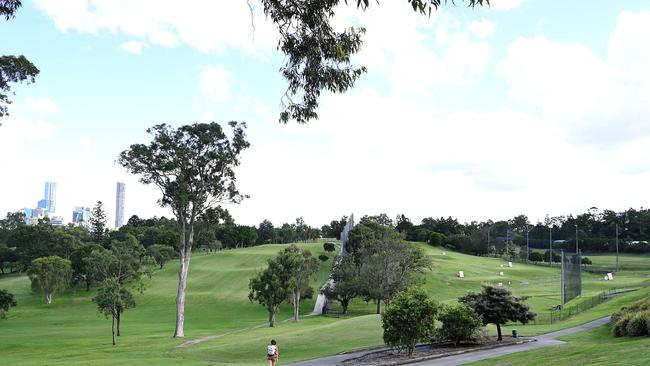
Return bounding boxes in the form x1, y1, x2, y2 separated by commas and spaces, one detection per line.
560, 250, 566, 307
526, 224, 530, 263
487, 227, 490, 256
549, 226, 553, 267
575, 224, 579, 254
616, 224, 618, 272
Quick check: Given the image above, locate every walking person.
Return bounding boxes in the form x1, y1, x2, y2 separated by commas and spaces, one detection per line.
267, 339, 279, 366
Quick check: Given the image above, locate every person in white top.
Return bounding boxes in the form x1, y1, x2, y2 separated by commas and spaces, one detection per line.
267, 339, 279, 366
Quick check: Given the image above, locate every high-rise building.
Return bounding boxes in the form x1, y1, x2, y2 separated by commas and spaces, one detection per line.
42, 181, 57, 213
115, 182, 125, 228
72, 207, 91, 226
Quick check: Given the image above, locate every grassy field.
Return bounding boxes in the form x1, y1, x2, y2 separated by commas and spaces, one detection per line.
0, 242, 648, 365
469, 297, 650, 365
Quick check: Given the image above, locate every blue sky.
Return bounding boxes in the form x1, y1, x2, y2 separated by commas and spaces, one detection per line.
2, 0, 650, 228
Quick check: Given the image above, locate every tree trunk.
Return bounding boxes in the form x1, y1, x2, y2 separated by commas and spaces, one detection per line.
376, 297, 381, 314
117, 311, 121, 336
86, 278, 91, 292
496, 323, 502, 341
268, 308, 276, 327
293, 289, 300, 322
46, 292, 52, 305
111, 314, 116, 345
174, 219, 193, 338
342, 299, 349, 315
174, 252, 190, 337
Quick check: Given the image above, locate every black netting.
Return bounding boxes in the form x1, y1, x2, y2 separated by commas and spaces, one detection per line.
561, 250, 582, 305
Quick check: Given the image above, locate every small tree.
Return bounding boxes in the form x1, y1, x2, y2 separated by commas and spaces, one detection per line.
146, 244, 176, 269
90, 201, 107, 244
274, 245, 319, 322
0, 289, 17, 319
323, 242, 336, 253
459, 285, 536, 341
27, 256, 72, 304
93, 277, 136, 345
436, 304, 483, 346
382, 288, 438, 357
248, 260, 291, 327
323, 255, 360, 315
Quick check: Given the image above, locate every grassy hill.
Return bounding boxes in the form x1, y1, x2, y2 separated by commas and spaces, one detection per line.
0, 242, 648, 365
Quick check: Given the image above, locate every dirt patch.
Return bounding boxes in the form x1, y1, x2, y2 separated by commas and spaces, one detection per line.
339, 337, 536, 366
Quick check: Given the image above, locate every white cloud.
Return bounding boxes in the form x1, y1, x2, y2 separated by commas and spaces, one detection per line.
497, 10, 650, 145
25, 97, 58, 114
120, 40, 148, 54
33, 0, 278, 56
333, 5, 494, 94
200, 65, 232, 102
489, 0, 524, 10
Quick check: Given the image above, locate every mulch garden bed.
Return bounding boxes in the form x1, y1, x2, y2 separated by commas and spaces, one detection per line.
339, 337, 536, 366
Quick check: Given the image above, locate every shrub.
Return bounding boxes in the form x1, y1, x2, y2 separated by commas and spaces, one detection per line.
436, 304, 483, 346
626, 312, 650, 336
612, 313, 633, 337
382, 288, 439, 357
318, 254, 329, 262
323, 242, 336, 252
528, 252, 544, 262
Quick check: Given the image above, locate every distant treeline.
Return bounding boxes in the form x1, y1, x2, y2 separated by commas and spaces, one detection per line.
3, 207, 650, 275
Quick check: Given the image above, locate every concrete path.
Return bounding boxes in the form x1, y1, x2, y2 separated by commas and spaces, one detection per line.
287, 316, 611, 366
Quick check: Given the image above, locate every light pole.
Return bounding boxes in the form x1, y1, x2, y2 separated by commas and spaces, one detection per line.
616, 224, 618, 272
575, 224, 579, 254
525, 224, 530, 263
549, 226, 553, 267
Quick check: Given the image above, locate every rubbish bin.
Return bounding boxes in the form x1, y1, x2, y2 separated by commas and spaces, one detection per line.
512, 329, 518, 338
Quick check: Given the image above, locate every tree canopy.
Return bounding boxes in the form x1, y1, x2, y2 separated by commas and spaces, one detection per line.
27, 256, 72, 305
1, 0, 39, 119
260, 0, 488, 123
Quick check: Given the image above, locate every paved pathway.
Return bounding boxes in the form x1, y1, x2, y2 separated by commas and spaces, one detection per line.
287, 316, 611, 366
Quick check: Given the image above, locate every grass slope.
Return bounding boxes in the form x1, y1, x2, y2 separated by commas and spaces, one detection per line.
0, 242, 648, 365
469, 288, 650, 366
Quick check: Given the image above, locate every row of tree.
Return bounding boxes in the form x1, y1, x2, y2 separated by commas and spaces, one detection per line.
351, 208, 650, 255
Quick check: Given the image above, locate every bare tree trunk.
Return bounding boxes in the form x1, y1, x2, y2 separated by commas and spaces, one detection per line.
293, 289, 301, 321
111, 314, 116, 345
268, 308, 276, 327
174, 219, 194, 338
46, 292, 52, 305
496, 323, 502, 341
116, 311, 121, 336
174, 252, 190, 337
376, 297, 381, 314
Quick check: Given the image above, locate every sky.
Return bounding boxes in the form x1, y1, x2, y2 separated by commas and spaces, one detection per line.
2, 0, 650, 228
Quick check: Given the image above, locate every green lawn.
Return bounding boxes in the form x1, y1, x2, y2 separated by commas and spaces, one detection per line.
0, 242, 648, 365
470, 320, 650, 365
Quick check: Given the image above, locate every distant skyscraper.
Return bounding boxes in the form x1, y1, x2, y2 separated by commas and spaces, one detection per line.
115, 182, 125, 228
42, 181, 57, 213
72, 207, 91, 226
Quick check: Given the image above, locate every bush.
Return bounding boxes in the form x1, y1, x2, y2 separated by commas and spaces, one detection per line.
318, 254, 329, 262
436, 304, 483, 346
581, 257, 592, 265
382, 288, 439, 357
323, 242, 336, 252
428, 232, 446, 247
626, 312, 650, 336
612, 313, 633, 337
528, 252, 543, 262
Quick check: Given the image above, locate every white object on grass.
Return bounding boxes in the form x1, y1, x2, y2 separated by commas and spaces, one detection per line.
458, 271, 465, 278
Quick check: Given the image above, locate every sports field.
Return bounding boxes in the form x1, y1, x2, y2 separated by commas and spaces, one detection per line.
0, 242, 648, 365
